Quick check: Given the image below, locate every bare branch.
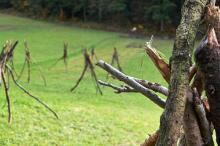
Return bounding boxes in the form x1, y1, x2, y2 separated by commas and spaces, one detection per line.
1, 70, 11, 123
6, 65, 59, 119
98, 80, 137, 93
193, 88, 214, 146
134, 78, 168, 96
97, 60, 166, 108
70, 64, 88, 92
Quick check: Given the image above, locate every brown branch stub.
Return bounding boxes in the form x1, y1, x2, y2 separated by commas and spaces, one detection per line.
98, 80, 137, 93
145, 37, 170, 83
141, 130, 159, 146
97, 60, 166, 108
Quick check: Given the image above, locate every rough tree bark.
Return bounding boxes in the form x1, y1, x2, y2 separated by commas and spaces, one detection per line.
156, 0, 208, 145
195, 28, 220, 145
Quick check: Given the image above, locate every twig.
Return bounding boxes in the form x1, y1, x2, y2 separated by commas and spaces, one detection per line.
106, 47, 123, 80
97, 60, 166, 108
70, 64, 88, 92
1, 70, 11, 123
17, 42, 47, 86
91, 47, 98, 61
6, 65, 58, 119
98, 80, 137, 93
49, 42, 68, 70
193, 88, 214, 146
71, 49, 102, 95
134, 78, 169, 96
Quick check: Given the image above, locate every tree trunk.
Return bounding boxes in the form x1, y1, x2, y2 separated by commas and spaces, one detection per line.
195, 28, 220, 145
156, 0, 208, 145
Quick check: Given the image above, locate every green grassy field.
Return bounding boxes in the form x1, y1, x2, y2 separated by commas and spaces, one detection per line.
0, 13, 173, 146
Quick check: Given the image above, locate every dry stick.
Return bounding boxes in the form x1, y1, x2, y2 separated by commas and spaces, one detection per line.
49, 42, 68, 70
63, 43, 68, 70
97, 60, 166, 108
6, 65, 58, 119
193, 88, 214, 146
98, 80, 137, 93
27, 59, 30, 83
87, 54, 102, 95
134, 78, 169, 96
99, 78, 169, 96
1, 70, 11, 123
18, 42, 47, 86
70, 63, 88, 92
17, 43, 31, 82
106, 47, 123, 80
71, 49, 102, 95
91, 48, 98, 61
31, 57, 47, 86
17, 59, 26, 81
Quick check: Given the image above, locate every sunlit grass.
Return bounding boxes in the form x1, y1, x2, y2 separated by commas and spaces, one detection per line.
0, 13, 173, 146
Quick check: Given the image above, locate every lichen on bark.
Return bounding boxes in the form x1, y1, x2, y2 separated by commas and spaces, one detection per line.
156, 0, 208, 145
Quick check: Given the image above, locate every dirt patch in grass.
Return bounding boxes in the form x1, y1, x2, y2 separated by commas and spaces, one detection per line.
0, 24, 16, 31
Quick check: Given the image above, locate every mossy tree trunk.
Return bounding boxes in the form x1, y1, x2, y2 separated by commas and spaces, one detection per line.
156, 0, 208, 145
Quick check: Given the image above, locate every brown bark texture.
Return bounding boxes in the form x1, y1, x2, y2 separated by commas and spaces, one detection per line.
156, 0, 208, 145
195, 28, 220, 145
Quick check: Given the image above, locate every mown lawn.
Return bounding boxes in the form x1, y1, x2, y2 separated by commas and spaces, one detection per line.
0, 13, 173, 146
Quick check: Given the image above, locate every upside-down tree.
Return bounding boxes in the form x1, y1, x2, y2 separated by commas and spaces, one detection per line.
96, 0, 220, 145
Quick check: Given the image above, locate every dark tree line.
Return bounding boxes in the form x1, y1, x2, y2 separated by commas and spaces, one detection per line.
0, 0, 184, 31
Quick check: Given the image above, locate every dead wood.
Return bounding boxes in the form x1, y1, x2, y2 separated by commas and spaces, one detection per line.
71, 49, 102, 95
7, 65, 58, 119
141, 130, 159, 146
91, 47, 98, 61
17, 41, 47, 86
97, 60, 166, 108
156, 0, 208, 145
49, 42, 68, 70
194, 28, 220, 145
183, 90, 204, 146
145, 36, 170, 83
0, 41, 58, 122
98, 80, 137, 93
193, 88, 214, 146
106, 47, 123, 80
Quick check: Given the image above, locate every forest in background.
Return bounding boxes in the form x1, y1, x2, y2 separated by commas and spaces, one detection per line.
0, 0, 185, 32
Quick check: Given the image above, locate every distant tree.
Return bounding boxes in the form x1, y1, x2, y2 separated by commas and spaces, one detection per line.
145, 0, 176, 31
0, 0, 11, 8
